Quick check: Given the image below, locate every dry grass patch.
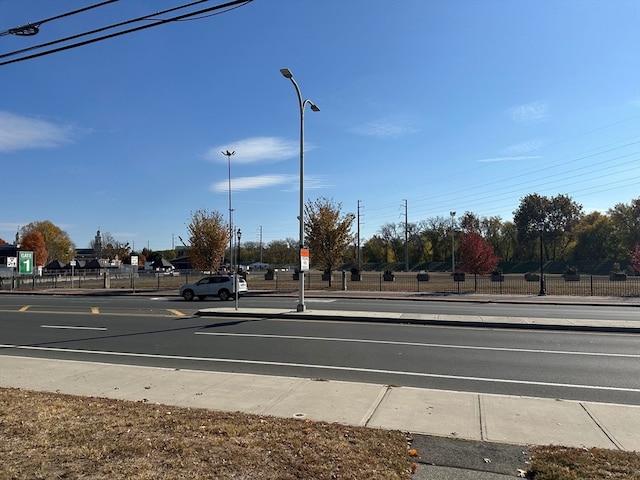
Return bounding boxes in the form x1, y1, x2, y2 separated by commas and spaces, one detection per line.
527, 445, 640, 480
0, 388, 413, 479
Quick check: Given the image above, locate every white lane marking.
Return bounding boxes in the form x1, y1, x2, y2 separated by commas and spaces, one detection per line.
194, 332, 640, 359
1, 344, 638, 394
40, 325, 107, 331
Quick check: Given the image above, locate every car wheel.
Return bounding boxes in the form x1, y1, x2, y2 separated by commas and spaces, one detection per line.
182, 290, 194, 301
218, 289, 230, 301
198, 296, 206, 301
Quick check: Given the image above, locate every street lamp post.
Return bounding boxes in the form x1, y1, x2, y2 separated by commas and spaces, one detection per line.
280, 68, 320, 312
236, 228, 242, 271
235, 228, 242, 309
450, 211, 456, 273
222, 150, 235, 272
538, 221, 546, 296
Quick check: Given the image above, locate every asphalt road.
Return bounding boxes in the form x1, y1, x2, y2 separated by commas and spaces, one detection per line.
1, 295, 639, 405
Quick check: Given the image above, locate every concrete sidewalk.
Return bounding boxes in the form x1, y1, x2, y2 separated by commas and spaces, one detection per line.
1, 355, 639, 478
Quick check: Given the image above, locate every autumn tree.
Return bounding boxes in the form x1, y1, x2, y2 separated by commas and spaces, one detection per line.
187, 209, 229, 273
304, 197, 355, 273
631, 244, 640, 274
98, 232, 131, 263
0, 237, 7, 245
20, 220, 75, 263
20, 231, 48, 267
459, 230, 499, 290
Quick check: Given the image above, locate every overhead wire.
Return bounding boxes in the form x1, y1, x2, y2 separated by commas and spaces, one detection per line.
0, 0, 209, 58
0, 0, 253, 67
0, 0, 119, 37
361, 135, 639, 229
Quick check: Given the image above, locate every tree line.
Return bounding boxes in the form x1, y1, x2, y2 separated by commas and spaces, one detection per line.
3, 194, 638, 274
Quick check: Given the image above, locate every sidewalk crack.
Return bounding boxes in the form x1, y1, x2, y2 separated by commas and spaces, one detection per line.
363, 385, 392, 427
580, 402, 622, 450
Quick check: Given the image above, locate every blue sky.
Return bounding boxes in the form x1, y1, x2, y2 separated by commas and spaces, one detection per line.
1, 0, 638, 252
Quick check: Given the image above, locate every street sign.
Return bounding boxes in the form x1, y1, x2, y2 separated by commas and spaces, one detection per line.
18, 251, 33, 275
300, 248, 309, 272
7, 257, 17, 268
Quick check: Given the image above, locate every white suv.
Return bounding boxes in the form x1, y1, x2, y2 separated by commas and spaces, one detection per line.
179, 275, 247, 301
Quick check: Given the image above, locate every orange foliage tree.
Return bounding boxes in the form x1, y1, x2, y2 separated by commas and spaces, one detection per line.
20, 231, 48, 267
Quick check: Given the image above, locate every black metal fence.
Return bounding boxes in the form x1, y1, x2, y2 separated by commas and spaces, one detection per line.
249, 271, 640, 297
2, 270, 639, 297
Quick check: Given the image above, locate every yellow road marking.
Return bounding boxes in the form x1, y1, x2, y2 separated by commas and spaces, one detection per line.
19, 305, 31, 312
167, 309, 186, 317
91, 307, 100, 314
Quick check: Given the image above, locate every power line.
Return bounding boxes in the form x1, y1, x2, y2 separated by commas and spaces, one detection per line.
0, 0, 119, 37
0, 0, 253, 67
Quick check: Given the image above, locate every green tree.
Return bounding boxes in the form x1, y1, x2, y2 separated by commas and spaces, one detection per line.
513, 193, 583, 261
187, 209, 229, 273
264, 238, 297, 265
608, 198, 640, 256
304, 197, 355, 272
377, 222, 404, 263
572, 212, 618, 261
20, 231, 48, 267
20, 220, 75, 263
361, 235, 387, 264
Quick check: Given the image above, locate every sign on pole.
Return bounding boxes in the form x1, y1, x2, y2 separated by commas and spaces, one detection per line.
18, 251, 33, 275
300, 248, 310, 272
7, 257, 17, 268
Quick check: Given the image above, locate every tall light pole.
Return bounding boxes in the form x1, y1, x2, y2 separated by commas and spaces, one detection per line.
450, 211, 456, 273
235, 228, 242, 309
538, 221, 546, 296
280, 68, 320, 312
222, 150, 235, 271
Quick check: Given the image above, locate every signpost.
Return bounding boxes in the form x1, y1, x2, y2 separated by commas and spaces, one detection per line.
7, 257, 17, 291
130, 255, 138, 293
70, 260, 76, 288
300, 248, 310, 272
18, 251, 33, 275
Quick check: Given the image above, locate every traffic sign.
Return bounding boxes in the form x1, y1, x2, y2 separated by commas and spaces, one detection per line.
300, 248, 309, 272
18, 251, 33, 275
7, 257, 17, 268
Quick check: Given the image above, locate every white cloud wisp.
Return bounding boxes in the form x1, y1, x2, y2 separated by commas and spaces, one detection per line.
0, 111, 76, 153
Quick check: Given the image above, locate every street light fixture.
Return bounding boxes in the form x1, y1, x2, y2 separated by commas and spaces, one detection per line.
222, 150, 235, 271
450, 211, 456, 273
538, 221, 546, 296
280, 68, 320, 312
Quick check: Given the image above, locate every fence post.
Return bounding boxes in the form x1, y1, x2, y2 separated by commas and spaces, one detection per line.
590, 275, 593, 296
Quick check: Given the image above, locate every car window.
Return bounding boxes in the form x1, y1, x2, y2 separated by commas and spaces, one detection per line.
197, 278, 210, 285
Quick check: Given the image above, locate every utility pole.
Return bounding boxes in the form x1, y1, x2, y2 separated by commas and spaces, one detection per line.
403, 199, 409, 272
450, 211, 456, 273
357, 200, 362, 271
259, 225, 263, 264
